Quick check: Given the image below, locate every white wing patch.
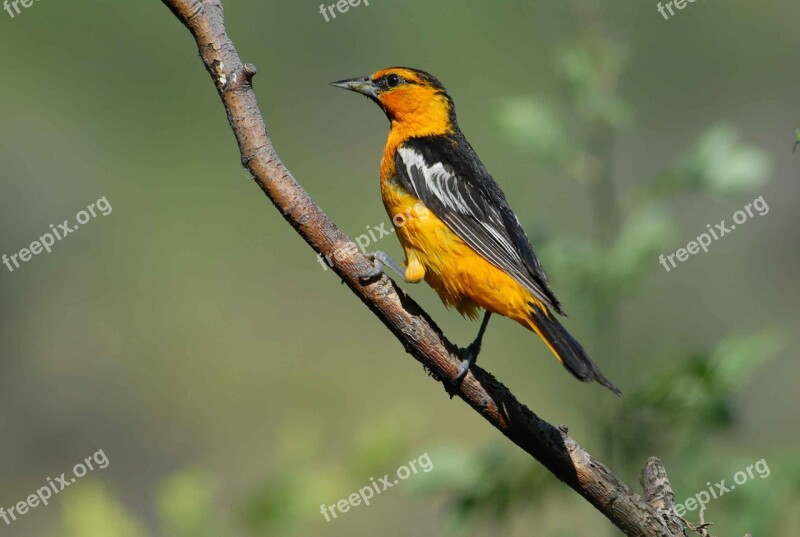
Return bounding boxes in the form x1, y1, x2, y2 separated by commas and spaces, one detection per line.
396, 145, 546, 286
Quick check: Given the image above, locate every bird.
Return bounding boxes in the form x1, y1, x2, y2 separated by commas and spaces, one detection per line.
331, 67, 621, 395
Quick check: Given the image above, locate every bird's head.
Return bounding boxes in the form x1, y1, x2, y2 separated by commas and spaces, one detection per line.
331, 67, 456, 136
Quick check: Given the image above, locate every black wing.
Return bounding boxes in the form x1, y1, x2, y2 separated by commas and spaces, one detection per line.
395, 134, 564, 314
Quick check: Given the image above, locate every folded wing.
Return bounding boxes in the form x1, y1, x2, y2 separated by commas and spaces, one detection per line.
395, 136, 563, 314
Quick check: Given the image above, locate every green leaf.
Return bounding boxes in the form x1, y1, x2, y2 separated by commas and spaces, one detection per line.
496, 96, 571, 166
56, 481, 146, 537
708, 329, 785, 391
669, 124, 772, 196
610, 206, 677, 290
557, 41, 631, 126
157, 469, 221, 537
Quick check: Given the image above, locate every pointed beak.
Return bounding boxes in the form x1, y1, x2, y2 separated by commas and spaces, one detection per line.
330, 76, 379, 99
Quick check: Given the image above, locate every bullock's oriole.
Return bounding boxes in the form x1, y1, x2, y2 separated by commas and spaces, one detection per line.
332, 67, 621, 394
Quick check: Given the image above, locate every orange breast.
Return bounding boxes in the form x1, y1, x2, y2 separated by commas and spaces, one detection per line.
379, 156, 537, 324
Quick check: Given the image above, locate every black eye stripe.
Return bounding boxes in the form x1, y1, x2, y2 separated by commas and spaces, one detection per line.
371, 73, 411, 91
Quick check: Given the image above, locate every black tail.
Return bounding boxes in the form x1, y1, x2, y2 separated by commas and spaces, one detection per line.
529, 305, 622, 395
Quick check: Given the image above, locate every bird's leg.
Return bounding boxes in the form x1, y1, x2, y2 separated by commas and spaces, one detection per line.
455, 311, 492, 384
361, 250, 408, 282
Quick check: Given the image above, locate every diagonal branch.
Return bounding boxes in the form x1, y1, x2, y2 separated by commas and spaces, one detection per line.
159, 1, 685, 535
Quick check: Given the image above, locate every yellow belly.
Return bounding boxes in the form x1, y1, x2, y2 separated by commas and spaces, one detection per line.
381, 177, 537, 323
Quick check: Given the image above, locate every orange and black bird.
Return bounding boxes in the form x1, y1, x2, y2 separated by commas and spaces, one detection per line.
331, 67, 621, 394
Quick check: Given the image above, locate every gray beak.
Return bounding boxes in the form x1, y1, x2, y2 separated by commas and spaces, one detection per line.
330, 76, 379, 99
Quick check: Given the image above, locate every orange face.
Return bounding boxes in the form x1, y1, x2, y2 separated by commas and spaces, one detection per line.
331, 67, 455, 137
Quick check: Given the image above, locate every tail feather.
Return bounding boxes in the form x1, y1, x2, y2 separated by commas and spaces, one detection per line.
528, 304, 622, 395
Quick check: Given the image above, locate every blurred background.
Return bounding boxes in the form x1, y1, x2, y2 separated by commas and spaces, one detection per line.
1, 0, 798, 535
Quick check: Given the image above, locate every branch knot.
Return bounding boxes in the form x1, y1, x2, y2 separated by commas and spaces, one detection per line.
224, 63, 257, 92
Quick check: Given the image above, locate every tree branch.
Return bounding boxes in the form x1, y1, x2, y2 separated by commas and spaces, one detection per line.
159, 1, 685, 535
641, 457, 687, 536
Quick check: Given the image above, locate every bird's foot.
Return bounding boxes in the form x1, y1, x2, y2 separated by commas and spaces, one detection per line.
447, 342, 482, 398
455, 342, 480, 383
360, 250, 406, 283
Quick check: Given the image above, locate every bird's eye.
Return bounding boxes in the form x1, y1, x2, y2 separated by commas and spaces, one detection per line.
386, 74, 401, 87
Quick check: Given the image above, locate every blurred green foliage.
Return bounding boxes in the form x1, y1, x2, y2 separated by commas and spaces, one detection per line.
2, 1, 796, 536
416, 3, 789, 536
55, 481, 146, 537
157, 469, 223, 537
